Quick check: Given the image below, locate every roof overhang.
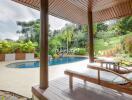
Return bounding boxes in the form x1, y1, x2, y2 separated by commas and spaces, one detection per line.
12, 0, 132, 24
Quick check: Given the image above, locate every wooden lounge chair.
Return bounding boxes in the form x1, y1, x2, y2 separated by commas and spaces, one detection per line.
94, 57, 132, 74
87, 63, 132, 74
64, 67, 132, 95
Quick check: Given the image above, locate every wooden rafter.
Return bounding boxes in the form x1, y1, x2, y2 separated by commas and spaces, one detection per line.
12, 0, 132, 24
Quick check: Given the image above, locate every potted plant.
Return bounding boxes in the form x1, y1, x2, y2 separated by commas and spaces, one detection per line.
24, 41, 35, 60
2, 42, 15, 61
15, 42, 26, 60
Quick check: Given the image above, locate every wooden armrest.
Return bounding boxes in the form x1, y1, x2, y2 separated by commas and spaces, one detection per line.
87, 65, 132, 83
119, 66, 130, 72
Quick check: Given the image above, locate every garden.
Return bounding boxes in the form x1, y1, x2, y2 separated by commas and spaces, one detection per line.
0, 41, 36, 61
0, 16, 132, 64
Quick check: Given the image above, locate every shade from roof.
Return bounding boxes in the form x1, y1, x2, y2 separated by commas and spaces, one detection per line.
12, 0, 132, 24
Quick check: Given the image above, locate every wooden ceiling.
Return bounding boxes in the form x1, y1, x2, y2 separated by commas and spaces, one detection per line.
12, 0, 132, 24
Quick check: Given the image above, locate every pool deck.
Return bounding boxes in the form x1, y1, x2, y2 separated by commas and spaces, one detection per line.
0, 58, 89, 98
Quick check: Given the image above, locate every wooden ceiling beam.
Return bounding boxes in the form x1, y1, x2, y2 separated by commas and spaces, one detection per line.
12, 0, 132, 24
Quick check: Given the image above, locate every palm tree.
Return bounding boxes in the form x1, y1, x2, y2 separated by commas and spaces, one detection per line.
62, 24, 74, 53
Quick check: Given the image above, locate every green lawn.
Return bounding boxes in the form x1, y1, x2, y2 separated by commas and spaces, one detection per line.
94, 36, 124, 53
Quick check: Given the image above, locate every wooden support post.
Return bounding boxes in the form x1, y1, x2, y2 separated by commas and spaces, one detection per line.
88, 4, 94, 62
84, 80, 87, 85
98, 69, 100, 84
40, 0, 49, 89
69, 76, 73, 90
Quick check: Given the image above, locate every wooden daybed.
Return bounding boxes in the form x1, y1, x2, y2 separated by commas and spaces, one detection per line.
64, 67, 132, 95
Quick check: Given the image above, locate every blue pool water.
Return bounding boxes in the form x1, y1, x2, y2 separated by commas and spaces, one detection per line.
7, 57, 87, 68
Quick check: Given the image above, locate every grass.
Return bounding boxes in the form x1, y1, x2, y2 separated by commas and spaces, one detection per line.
94, 35, 126, 54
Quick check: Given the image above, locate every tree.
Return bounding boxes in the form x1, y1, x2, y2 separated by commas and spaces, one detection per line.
16, 19, 53, 45
96, 23, 108, 32
16, 21, 35, 41
72, 25, 88, 48
62, 24, 75, 53
48, 34, 63, 55
113, 16, 132, 35
31, 19, 40, 44
123, 34, 132, 56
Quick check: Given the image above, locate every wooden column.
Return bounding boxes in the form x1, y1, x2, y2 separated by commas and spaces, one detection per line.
40, 0, 49, 89
88, 4, 94, 62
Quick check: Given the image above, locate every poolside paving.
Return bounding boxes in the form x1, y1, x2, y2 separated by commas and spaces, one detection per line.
0, 59, 89, 98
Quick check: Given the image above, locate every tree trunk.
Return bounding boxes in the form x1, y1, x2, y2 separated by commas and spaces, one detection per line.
67, 38, 69, 54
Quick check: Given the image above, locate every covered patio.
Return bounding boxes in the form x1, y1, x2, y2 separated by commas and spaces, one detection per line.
12, 0, 132, 100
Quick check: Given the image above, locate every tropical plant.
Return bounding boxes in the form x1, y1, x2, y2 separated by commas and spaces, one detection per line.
95, 30, 117, 40
0, 41, 36, 54
113, 17, 132, 35
73, 48, 87, 55
73, 31, 88, 48
48, 36, 62, 56
0, 41, 15, 54
0, 43, 2, 53
123, 34, 132, 56
61, 24, 75, 53
96, 23, 108, 32
21, 41, 36, 53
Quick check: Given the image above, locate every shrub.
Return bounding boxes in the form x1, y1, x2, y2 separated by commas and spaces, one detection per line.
14, 42, 23, 53
22, 41, 35, 53
96, 30, 117, 40
48, 50, 55, 57
0, 41, 36, 54
0, 41, 15, 54
73, 48, 87, 55
0, 44, 2, 53
15, 41, 35, 53
123, 34, 132, 56
53, 53, 59, 58
35, 51, 40, 58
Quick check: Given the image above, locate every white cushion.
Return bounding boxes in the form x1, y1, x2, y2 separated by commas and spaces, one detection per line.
68, 68, 132, 84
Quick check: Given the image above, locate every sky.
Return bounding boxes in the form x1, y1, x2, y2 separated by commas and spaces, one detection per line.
0, 0, 70, 40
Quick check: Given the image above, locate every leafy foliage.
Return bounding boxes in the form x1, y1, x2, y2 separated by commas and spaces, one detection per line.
95, 30, 117, 40
112, 17, 132, 35
123, 34, 132, 56
0, 41, 36, 54
96, 23, 108, 32
48, 36, 62, 56
72, 48, 87, 55
19, 41, 36, 53
14, 16, 132, 58
0, 41, 15, 54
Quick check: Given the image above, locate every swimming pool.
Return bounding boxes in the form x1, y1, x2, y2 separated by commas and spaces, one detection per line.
7, 57, 87, 68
